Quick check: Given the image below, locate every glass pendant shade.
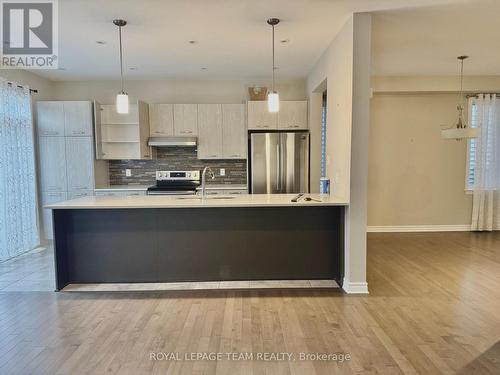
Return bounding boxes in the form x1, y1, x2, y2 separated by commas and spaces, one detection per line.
268, 91, 279, 113
116, 93, 129, 114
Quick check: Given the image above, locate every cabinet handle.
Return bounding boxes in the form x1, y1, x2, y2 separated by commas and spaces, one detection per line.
180, 130, 193, 134
230, 154, 240, 157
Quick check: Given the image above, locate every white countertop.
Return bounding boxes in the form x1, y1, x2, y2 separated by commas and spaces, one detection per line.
46, 194, 348, 209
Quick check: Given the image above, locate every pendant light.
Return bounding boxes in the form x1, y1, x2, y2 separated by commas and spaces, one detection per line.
113, 19, 129, 114
441, 56, 478, 140
267, 18, 280, 113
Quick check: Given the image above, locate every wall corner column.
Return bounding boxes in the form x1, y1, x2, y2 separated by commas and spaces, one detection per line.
343, 12, 372, 294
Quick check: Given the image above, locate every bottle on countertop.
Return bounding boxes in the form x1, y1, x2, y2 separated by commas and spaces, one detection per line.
320, 177, 330, 195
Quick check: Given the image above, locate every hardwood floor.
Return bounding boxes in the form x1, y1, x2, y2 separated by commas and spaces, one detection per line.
0, 232, 499, 374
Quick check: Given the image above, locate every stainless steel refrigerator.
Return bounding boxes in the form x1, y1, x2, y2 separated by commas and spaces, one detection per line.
249, 131, 309, 194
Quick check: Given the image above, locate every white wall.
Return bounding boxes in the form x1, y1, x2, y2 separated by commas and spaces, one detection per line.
306, 13, 372, 294
307, 18, 353, 201
368, 75, 500, 229
51, 79, 306, 104
308, 92, 323, 193
369, 93, 473, 227
372, 75, 500, 94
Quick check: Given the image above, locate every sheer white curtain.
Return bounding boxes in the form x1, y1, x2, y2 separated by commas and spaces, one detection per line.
0, 79, 39, 260
471, 94, 500, 231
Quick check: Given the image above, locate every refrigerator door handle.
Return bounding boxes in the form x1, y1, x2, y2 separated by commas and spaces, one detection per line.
276, 142, 281, 191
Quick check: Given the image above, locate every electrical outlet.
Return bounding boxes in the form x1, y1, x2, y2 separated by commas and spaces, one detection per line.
220, 168, 225, 176
125, 169, 132, 177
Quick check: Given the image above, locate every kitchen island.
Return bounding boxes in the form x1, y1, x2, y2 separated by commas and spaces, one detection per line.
47, 194, 348, 290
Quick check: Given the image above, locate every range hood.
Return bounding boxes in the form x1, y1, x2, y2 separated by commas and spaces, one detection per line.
148, 136, 197, 147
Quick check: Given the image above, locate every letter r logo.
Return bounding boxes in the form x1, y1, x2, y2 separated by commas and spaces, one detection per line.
2, 1, 53, 54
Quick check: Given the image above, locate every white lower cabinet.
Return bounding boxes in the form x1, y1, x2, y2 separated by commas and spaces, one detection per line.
95, 190, 146, 197
41, 191, 67, 240
68, 190, 93, 200
205, 189, 247, 195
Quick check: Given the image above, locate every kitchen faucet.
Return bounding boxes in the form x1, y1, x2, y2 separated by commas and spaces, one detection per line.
201, 166, 215, 199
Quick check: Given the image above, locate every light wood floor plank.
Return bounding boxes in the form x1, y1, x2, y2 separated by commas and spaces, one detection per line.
0, 232, 499, 374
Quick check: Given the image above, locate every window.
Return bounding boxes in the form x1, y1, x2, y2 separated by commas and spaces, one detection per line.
466, 98, 478, 190
321, 91, 327, 177
466, 95, 500, 190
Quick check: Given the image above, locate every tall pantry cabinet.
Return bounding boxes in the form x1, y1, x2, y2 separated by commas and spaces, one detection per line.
37, 101, 106, 240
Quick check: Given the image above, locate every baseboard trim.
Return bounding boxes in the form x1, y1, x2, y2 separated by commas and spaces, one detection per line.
342, 279, 369, 294
367, 225, 472, 233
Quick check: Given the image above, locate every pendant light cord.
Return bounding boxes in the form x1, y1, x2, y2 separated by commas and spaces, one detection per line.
456, 56, 468, 129
272, 24, 275, 92
459, 57, 464, 106
119, 25, 124, 94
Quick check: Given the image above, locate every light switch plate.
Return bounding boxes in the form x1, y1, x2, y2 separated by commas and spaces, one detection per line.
220, 168, 225, 176
125, 169, 132, 177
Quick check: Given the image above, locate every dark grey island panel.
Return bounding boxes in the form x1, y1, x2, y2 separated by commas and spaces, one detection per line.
53, 206, 344, 290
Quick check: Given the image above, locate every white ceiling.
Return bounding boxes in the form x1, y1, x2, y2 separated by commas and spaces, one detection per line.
32, 0, 474, 81
372, 0, 500, 76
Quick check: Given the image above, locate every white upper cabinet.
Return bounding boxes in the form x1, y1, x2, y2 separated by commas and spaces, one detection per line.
149, 104, 174, 136
222, 104, 246, 159
278, 101, 308, 129
37, 101, 65, 136
38, 136, 67, 192
101, 104, 139, 124
247, 100, 308, 130
64, 101, 93, 136
173, 104, 198, 136
93, 100, 104, 159
138, 101, 151, 159
247, 101, 278, 130
65, 137, 95, 191
38, 101, 94, 137
197, 104, 223, 159
96, 101, 150, 160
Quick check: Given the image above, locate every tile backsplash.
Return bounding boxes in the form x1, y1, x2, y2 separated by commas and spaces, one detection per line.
108, 147, 247, 186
